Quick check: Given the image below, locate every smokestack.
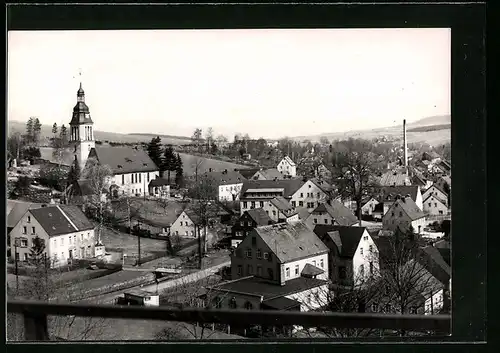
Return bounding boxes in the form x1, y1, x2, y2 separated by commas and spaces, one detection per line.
403, 119, 408, 172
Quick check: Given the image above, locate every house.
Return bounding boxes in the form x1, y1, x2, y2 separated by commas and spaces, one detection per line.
423, 195, 449, 216
170, 209, 202, 238
147, 177, 171, 199
304, 200, 358, 230
209, 221, 329, 312
379, 170, 412, 187
382, 196, 426, 233
277, 156, 297, 177
372, 203, 385, 221
422, 184, 448, 207
251, 168, 286, 181
239, 179, 304, 216
204, 170, 247, 202
234, 168, 261, 179
380, 185, 424, 215
290, 178, 334, 211
9, 205, 99, 268
361, 197, 380, 216
7, 200, 44, 236
231, 209, 274, 248
435, 175, 451, 193
436, 160, 451, 175
313, 225, 380, 286
422, 151, 441, 163
88, 146, 160, 197
315, 164, 332, 181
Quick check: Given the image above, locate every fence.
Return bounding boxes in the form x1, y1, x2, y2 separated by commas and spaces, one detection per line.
8, 300, 450, 341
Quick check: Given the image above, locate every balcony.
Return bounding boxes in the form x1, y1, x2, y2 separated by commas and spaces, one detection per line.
7, 300, 450, 341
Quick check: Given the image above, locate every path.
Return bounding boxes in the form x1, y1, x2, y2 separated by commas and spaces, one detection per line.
78, 260, 230, 305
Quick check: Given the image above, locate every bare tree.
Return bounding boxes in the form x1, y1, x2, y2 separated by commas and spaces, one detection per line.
192, 128, 203, 152
81, 158, 113, 245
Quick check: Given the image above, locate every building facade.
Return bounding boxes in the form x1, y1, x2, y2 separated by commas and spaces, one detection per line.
382, 197, 426, 233
290, 179, 333, 211
69, 83, 95, 171
277, 156, 297, 177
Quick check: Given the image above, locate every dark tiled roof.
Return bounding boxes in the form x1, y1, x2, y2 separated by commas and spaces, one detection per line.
296, 207, 311, 221
253, 221, 328, 263
313, 225, 366, 258
262, 296, 301, 310
301, 263, 325, 277
425, 183, 448, 197
270, 197, 294, 212
235, 168, 261, 179
255, 168, 285, 180
241, 179, 304, 198
211, 276, 327, 300
391, 197, 425, 221
380, 171, 411, 186
91, 146, 159, 174
309, 178, 334, 195
244, 208, 274, 226
312, 200, 358, 226
416, 246, 451, 286
7, 201, 44, 228
203, 171, 247, 185
436, 247, 451, 267
30, 205, 93, 237
148, 178, 170, 187
381, 185, 420, 203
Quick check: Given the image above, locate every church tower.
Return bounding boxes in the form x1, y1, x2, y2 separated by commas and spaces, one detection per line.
69, 82, 95, 171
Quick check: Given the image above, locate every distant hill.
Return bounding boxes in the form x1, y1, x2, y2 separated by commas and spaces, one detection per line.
128, 133, 191, 141
8, 120, 191, 145
409, 115, 451, 127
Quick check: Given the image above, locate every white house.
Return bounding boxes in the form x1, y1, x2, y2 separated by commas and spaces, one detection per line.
290, 178, 334, 211
422, 184, 448, 207
9, 205, 99, 268
380, 185, 424, 215
148, 178, 171, 199
423, 195, 449, 216
170, 210, 202, 238
313, 225, 380, 286
304, 200, 358, 230
204, 170, 246, 202
382, 196, 426, 233
209, 221, 330, 312
361, 197, 380, 216
277, 156, 297, 177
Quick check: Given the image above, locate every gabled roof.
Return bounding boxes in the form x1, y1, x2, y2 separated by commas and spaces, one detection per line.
240, 179, 304, 198
252, 221, 328, 263
29, 205, 94, 237
235, 168, 261, 179
148, 178, 170, 187
280, 156, 296, 167
311, 200, 358, 226
182, 209, 202, 225
243, 208, 274, 226
423, 194, 447, 206
270, 197, 294, 213
389, 197, 425, 221
424, 183, 448, 197
254, 168, 285, 180
309, 178, 334, 195
417, 246, 451, 285
380, 171, 411, 186
90, 146, 159, 174
203, 171, 247, 185
296, 207, 311, 221
313, 225, 367, 259
301, 263, 325, 277
7, 201, 44, 228
381, 185, 420, 203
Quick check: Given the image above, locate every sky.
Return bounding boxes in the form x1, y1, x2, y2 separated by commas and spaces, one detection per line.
8, 28, 450, 140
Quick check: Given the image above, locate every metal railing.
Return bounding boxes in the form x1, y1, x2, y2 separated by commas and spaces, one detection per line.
7, 300, 450, 341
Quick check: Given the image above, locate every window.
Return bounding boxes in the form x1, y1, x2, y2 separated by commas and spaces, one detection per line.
229, 297, 237, 309
251, 201, 255, 208
245, 249, 252, 258
434, 203, 438, 207
317, 192, 320, 198
399, 211, 403, 217
23, 253, 28, 261
237, 265, 242, 276
263, 252, 269, 260
122, 175, 125, 185
295, 265, 299, 275
339, 266, 347, 279
147, 173, 150, 182
243, 201, 248, 208
359, 264, 364, 276
20, 239, 28, 247
22, 227, 27, 235
247, 265, 253, 275
300, 193, 303, 198
259, 201, 264, 207
180, 221, 183, 226
371, 303, 378, 312
257, 249, 262, 259
267, 268, 274, 279
439, 210, 443, 215
392, 212, 395, 217
363, 236, 368, 241
306, 193, 310, 197
313, 218, 318, 224
286, 267, 290, 277
27, 216, 31, 223
299, 201, 304, 207
257, 266, 262, 276
360, 248, 363, 255
244, 301, 253, 310
428, 202, 431, 207
291, 201, 296, 207
251, 237, 256, 246
30, 226, 35, 235
69, 236, 72, 245
272, 210, 277, 216
320, 259, 324, 268
369, 261, 374, 275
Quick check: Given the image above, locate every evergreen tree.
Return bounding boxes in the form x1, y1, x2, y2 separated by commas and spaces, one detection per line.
52, 123, 58, 135
162, 145, 176, 183
29, 236, 46, 265
175, 153, 184, 187
59, 124, 69, 146
26, 117, 35, 145
147, 136, 163, 169
33, 118, 42, 145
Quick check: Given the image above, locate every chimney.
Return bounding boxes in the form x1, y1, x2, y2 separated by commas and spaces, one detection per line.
403, 119, 408, 172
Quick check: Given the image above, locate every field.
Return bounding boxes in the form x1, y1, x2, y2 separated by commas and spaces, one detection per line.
100, 227, 169, 258
179, 153, 251, 176
114, 198, 185, 226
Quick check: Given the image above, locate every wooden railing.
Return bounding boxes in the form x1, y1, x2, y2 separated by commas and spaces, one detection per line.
7, 300, 451, 341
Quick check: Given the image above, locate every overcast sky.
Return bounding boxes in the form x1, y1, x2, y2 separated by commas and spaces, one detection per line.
8, 28, 450, 139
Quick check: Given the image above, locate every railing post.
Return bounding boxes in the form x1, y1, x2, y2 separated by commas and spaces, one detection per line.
23, 311, 49, 341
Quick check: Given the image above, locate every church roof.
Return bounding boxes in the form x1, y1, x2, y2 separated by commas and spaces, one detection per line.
70, 84, 94, 125
90, 146, 160, 174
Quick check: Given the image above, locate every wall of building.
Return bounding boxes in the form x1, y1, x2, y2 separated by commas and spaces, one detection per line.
424, 288, 444, 315
362, 199, 380, 215
285, 283, 330, 312
10, 212, 49, 263
352, 230, 380, 285
240, 197, 285, 218
109, 171, 160, 196
423, 186, 448, 206
208, 289, 262, 310
170, 212, 200, 238
280, 253, 329, 283
218, 183, 243, 202
277, 159, 297, 177
423, 196, 449, 215
290, 181, 328, 210
304, 212, 336, 230
382, 204, 425, 233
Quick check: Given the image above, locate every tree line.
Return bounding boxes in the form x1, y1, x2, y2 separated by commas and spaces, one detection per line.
146, 136, 184, 187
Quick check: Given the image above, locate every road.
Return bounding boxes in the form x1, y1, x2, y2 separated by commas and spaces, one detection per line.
78, 260, 230, 305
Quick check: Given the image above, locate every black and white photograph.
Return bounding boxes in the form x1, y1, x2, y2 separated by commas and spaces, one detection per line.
7, 27, 452, 341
